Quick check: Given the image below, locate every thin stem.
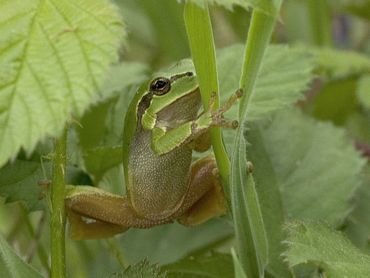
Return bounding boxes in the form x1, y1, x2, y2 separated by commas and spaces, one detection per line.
231, 4, 282, 276
50, 127, 67, 278
307, 0, 333, 47
239, 12, 277, 120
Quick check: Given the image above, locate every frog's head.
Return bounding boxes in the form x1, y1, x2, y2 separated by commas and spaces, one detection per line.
140, 65, 201, 130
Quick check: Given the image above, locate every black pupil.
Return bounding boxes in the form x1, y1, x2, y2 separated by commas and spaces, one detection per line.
154, 80, 167, 90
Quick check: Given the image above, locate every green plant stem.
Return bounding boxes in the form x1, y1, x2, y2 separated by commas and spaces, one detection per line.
231, 5, 282, 277
50, 127, 67, 278
307, 0, 332, 47
183, 1, 231, 189
239, 11, 278, 119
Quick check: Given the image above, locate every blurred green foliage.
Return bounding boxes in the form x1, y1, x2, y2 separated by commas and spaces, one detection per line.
0, 0, 369, 277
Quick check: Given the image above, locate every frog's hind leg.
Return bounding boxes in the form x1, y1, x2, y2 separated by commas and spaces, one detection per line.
67, 209, 128, 240
65, 186, 161, 240
177, 156, 226, 226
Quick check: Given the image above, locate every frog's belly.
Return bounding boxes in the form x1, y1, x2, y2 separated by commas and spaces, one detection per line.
128, 130, 192, 219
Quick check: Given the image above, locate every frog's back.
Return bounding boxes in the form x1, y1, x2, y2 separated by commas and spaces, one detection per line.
126, 89, 201, 219
128, 129, 193, 218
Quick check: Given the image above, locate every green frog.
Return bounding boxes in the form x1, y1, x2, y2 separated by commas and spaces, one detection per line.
66, 62, 241, 239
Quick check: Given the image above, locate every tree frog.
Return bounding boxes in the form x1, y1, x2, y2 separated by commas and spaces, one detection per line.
66, 61, 241, 239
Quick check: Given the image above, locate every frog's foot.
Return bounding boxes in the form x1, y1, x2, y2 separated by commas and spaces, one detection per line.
194, 89, 242, 131
176, 156, 226, 226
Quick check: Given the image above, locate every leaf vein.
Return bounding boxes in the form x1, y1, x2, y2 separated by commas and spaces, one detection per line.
37, 22, 78, 112
0, 0, 43, 161
49, 0, 100, 97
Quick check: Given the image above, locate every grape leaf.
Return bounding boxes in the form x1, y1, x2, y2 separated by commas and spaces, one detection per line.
0, 0, 124, 167
0, 232, 43, 278
284, 221, 370, 278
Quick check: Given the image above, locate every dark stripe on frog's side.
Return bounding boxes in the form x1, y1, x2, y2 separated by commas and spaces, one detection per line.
136, 91, 153, 126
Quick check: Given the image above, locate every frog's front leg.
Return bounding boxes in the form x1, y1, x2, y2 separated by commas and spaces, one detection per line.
65, 187, 171, 240
151, 89, 242, 155
175, 156, 226, 226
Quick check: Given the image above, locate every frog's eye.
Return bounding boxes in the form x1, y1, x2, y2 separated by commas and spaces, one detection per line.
150, 77, 171, 95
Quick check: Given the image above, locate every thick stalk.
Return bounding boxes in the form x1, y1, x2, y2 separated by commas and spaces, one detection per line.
50, 127, 67, 278
184, 2, 231, 189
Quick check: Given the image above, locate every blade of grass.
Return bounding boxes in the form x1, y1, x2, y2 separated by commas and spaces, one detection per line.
231, 2, 282, 277
183, 1, 231, 192
50, 127, 67, 278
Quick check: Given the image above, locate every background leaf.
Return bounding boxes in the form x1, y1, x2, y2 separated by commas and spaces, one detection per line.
111, 260, 166, 278
245, 123, 291, 277
248, 109, 365, 224
312, 48, 370, 79
0, 160, 49, 211
118, 220, 233, 265
284, 221, 370, 278
357, 74, 370, 109
218, 44, 313, 122
164, 253, 234, 278
187, 0, 280, 15
0, 232, 43, 278
345, 165, 370, 253
0, 0, 124, 167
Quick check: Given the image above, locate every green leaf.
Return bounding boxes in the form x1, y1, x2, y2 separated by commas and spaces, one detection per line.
0, 160, 49, 211
309, 77, 358, 125
82, 145, 122, 182
186, 0, 281, 15
357, 74, 370, 109
0, 0, 124, 167
312, 48, 370, 79
328, 0, 370, 19
111, 260, 166, 278
0, 232, 43, 278
284, 221, 370, 278
77, 62, 148, 179
345, 165, 370, 253
250, 109, 365, 224
102, 62, 150, 100
245, 122, 292, 277
0, 157, 88, 211
118, 220, 233, 265
164, 253, 234, 278
218, 44, 314, 122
